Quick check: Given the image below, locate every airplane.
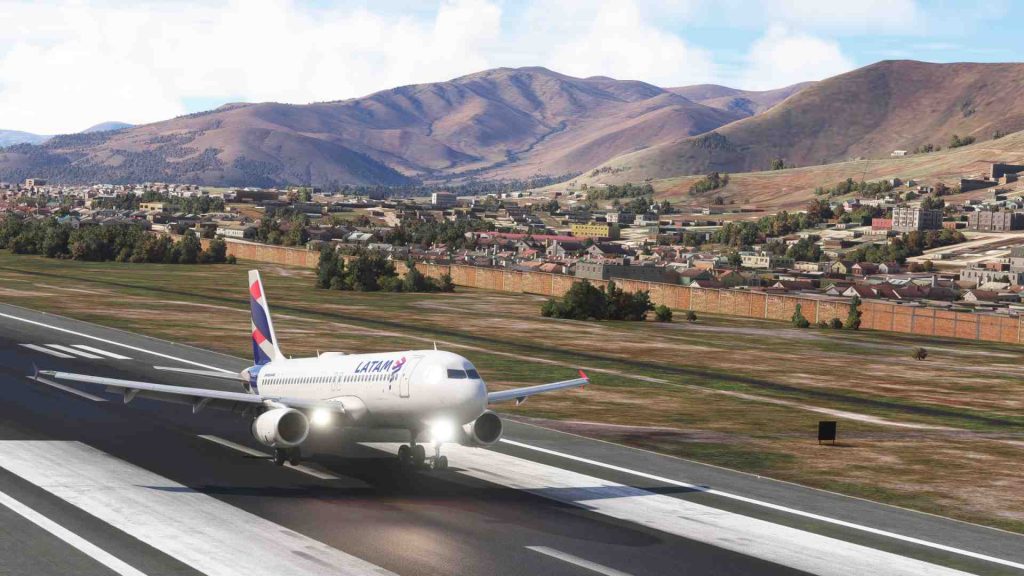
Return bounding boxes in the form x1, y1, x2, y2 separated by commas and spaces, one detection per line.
33, 270, 589, 470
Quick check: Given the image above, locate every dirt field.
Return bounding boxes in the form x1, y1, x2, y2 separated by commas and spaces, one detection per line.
0, 253, 1022, 532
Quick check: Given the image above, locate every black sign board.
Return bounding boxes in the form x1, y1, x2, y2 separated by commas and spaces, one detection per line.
818, 421, 837, 445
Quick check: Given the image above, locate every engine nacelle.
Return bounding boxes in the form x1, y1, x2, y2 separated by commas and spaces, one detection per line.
251, 408, 309, 448
461, 411, 503, 446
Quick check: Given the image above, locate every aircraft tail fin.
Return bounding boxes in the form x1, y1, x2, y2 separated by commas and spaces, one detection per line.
248, 270, 283, 365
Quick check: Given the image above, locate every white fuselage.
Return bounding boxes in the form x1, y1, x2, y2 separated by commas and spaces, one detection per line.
251, 349, 487, 438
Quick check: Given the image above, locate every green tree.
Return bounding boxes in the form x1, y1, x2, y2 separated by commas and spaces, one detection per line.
770, 158, 786, 170
178, 230, 201, 264
654, 305, 672, 322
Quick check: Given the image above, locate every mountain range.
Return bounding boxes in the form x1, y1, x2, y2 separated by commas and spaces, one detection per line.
0, 121, 134, 148
1, 60, 1022, 189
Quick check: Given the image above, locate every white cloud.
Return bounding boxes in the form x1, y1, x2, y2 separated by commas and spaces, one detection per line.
539, 0, 715, 86
0, 0, 503, 134
738, 26, 855, 90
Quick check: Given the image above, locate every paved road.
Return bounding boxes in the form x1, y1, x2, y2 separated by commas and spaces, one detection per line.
0, 302, 1020, 576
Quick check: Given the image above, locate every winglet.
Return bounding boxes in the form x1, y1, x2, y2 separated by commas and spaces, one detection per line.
578, 369, 589, 386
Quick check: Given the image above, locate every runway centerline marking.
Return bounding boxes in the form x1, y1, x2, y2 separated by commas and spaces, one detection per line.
72, 345, 132, 360
19, 343, 74, 358
0, 311, 233, 373
526, 546, 633, 576
0, 489, 148, 576
501, 438, 1024, 571
198, 435, 341, 481
47, 344, 103, 359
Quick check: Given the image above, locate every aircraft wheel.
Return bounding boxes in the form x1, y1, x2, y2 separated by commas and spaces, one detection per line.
412, 444, 426, 467
273, 449, 287, 467
398, 444, 412, 467
433, 455, 448, 470
288, 448, 301, 466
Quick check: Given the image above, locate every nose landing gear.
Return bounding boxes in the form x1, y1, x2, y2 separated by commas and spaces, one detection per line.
398, 439, 448, 471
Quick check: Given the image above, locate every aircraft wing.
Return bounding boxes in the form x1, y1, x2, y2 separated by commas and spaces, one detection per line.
487, 370, 589, 405
34, 370, 346, 415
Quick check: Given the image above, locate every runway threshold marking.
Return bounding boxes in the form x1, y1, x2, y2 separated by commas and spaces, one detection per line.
501, 439, 1024, 572
19, 343, 75, 358
72, 345, 132, 360
47, 344, 104, 359
0, 311, 233, 373
526, 546, 633, 576
0, 441, 395, 576
197, 435, 341, 481
0, 489, 148, 576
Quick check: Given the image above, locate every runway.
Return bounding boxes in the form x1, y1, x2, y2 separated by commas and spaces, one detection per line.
0, 302, 1020, 576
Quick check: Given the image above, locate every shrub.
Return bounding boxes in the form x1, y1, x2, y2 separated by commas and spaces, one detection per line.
829, 318, 843, 329
816, 320, 829, 329
791, 304, 810, 328
686, 310, 698, 323
540, 280, 653, 321
654, 305, 672, 322
914, 347, 928, 361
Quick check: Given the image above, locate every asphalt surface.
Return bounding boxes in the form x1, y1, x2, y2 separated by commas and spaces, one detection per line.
0, 301, 1020, 576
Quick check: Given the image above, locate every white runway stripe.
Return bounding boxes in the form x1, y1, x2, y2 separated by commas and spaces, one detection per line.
0, 311, 233, 373
526, 546, 633, 576
0, 489, 148, 576
365, 443, 973, 576
502, 439, 1024, 572
0, 441, 393, 576
46, 344, 103, 359
197, 435, 342, 481
19, 344, 74, 358
71, 345, 132, 360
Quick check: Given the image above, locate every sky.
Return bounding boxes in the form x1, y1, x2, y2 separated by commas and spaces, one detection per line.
0, 0, 1017, 134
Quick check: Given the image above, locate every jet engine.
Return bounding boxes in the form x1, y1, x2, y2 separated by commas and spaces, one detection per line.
251, 408, 309, 448
461, 410, 503, 446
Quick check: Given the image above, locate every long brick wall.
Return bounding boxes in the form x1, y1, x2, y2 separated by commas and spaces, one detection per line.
212, 239, 1024, 345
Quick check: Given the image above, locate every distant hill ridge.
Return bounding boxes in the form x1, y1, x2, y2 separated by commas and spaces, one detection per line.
591, 60, 1024, 183
0, 67, 803, 187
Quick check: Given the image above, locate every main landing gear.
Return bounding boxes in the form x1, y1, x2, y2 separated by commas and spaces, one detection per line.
273, 447, 302, 467
398, 440, 448, 471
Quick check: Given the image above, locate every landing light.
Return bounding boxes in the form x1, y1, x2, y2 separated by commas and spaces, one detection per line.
430, 420, 455, 443
311, 409, 332, 427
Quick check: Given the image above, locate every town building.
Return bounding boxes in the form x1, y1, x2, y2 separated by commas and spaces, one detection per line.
891, 206, 943, 232
431, 192, 457, 209
571, 222, 620, 240
740, 251, 793, 270
966, 210, 1024, 231
574, 261, 679, 284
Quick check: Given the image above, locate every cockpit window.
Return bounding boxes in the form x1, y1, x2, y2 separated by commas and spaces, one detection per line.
466, 369, 480, 379
447, 369, 467, 379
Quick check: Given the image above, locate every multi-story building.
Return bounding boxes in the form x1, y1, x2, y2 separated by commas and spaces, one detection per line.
966, 210, 1024, 231
431, 192, 457, 209
571, 222, 620, 240
892, 206, 943, 232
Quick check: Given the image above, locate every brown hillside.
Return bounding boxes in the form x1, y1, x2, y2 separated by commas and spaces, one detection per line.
592, 61, 1024, 183
667, 82, 813, 117
0, 67, 743, 188
579, 128, 1024, 215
